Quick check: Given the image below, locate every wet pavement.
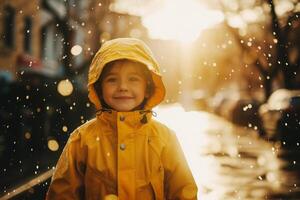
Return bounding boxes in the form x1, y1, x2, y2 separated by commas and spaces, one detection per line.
156, 104, 300, 200
1, 103, 300, 199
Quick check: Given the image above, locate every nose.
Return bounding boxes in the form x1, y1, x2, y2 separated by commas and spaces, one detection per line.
118, 79, 128, 91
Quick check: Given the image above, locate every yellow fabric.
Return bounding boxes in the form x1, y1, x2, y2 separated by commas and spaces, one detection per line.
46, 38, 197, 200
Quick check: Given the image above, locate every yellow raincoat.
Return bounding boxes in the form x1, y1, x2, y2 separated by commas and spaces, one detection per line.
46, 38, 197, 200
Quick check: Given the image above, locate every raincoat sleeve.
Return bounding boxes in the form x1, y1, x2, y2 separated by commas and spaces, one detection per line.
45, 129, 86, 200
162, 132, 198, 200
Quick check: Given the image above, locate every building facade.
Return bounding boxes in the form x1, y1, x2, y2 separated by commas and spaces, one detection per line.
0, 0, 41, 79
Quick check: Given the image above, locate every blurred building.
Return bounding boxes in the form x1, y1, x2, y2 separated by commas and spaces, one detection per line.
0, 0, 41, 80
0, 0, 150, 80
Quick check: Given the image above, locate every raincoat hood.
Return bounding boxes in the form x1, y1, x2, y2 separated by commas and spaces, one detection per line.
88, 38, 166, 110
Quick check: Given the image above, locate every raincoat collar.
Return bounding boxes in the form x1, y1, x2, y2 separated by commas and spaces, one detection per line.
96, 109, 154, 133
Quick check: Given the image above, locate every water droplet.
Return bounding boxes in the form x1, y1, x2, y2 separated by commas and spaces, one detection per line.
71, 45, 82, 56
62, 126, 68, 132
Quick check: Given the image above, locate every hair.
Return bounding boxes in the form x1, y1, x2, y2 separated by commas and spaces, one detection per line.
94, 59, 155, 110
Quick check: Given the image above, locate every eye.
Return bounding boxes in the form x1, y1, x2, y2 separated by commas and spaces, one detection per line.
104, 76, 117, 83
129, 76, 142, 82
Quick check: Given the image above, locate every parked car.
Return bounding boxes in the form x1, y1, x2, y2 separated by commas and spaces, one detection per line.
210, 90, 262, 129
258, 89, 300, 140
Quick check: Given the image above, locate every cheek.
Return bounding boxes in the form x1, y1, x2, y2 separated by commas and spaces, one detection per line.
138, 84, 148, 98
102, 85, 114, 98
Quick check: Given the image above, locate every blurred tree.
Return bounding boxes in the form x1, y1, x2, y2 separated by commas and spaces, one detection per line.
219, 0, 300, 100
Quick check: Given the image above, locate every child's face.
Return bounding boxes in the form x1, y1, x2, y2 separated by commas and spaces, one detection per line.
101, 60, 149, 111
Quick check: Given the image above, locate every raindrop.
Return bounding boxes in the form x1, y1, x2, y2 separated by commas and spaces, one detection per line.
62, 126, 68, 132
24, 132, 31, 139
48, 139, 59, 151
57, 79, 73, 96
71, 45, 82, 56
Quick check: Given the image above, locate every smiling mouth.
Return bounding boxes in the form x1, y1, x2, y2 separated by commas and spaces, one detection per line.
113, 96, 134, 99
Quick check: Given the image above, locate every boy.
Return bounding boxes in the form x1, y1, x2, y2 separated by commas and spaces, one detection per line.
46, 38, 197, 200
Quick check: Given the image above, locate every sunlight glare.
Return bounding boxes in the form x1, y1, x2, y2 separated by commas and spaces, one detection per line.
142, 0, 224, 43
154, 103, 230, 198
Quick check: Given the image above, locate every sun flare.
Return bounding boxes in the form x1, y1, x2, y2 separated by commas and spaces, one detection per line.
142, 0, 224, 43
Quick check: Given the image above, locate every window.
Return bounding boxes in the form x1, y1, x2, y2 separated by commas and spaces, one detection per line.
24, 17, 32, 53
3, 6, 15, 48
41, 26, 47, 59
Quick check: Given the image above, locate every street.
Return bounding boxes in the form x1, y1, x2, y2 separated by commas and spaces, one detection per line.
156, 104, 300, 200
1, 104, 300, 200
